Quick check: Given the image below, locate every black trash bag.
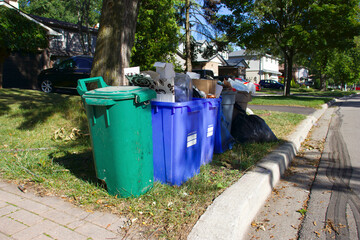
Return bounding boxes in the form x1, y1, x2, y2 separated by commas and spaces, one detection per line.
231, 103, 278, 143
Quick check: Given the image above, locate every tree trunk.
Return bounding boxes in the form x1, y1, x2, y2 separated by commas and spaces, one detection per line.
0, 61, 3, 89
319, 54, 328, 91
283, 56, 287, 95
320, 71, 327, 91
185, 0, 192, 72
0, 48, 10, 89
284, 50, 293, 97
91, 0, 141, 86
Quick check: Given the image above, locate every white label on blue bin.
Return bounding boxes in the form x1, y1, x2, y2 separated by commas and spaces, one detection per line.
187, 132, 197, 147
207, 125, 214, 137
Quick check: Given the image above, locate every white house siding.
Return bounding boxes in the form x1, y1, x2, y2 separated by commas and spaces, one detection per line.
294, 68, 309, 82
203, 61, 220, 76
229, 51, 281, 83
49, 29, 97, 57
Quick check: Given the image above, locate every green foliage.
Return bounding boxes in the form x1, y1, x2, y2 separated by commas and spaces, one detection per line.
220, 0, 360, 94
130, 0, 180, 70
325, 47, 360, 88
18, 0, 101, 26
0, 6, 48, 52
291, 79, 300, 88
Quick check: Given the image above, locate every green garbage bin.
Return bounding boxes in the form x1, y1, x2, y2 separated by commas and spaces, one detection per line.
77, 77, 156, 198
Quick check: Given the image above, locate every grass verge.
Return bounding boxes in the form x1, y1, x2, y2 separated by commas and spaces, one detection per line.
251, 95, 333, 108
0, 89, 307, 239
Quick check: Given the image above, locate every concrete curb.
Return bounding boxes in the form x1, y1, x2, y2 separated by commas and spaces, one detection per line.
188, 102, 331, 240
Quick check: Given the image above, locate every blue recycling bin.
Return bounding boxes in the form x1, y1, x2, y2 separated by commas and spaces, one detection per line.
194, 98, 221, 165
151, 100, 204, 185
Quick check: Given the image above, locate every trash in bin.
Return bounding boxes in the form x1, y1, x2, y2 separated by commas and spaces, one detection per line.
232, 91, 252, 119
77, 77, 156, 198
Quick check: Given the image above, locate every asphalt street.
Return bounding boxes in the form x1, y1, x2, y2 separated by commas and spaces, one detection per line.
246, 94, 360, 239
299, 94, 360, 239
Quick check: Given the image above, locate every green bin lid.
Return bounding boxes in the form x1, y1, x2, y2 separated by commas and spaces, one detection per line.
83, 86, 145, 100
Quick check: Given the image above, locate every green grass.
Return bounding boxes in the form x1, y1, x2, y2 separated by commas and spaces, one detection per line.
0, 89, 308, 239
251, 95, 333, 109
291, 88, 357, 97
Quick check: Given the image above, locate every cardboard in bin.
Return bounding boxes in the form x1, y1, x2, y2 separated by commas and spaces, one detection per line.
192, 79, 217, 95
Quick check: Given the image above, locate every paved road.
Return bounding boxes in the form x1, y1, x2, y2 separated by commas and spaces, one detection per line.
246, 94, 360, 240
299, 94, 360, 239
248, 104, 316, 115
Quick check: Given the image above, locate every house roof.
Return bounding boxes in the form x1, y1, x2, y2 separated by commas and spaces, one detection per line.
229, 49, 260, 57
229, 49, 281, 61
30, 15, 98, 34
0, 1, 61, 36
225, 58, 249, 68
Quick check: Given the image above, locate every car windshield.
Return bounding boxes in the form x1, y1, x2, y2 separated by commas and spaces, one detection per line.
76, 59, 92, 68
58, 59, 76, 69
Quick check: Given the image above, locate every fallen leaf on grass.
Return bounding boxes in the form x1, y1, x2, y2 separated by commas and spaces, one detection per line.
18, 184, 27, 193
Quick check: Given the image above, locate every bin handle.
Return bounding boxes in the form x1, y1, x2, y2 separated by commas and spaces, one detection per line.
188, 104, 203, 112
77, 77, 108, 96
132, 89, 156, 104
85, 98, 116, 107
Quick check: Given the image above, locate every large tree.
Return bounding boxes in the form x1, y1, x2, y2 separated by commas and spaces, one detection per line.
90, 0, 141, 85
0, 6, 48, 88
131, 0, 180, 70
220, 0, 360, 96
325, 46, 360, 89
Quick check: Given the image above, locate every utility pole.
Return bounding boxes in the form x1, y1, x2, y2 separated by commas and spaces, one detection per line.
185, 0, 192, 72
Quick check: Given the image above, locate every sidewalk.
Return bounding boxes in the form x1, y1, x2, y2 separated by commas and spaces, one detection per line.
0, 180, 128, 240
188, 101, 332, 240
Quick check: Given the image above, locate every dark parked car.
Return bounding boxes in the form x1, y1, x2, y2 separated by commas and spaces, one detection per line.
38, 55, 93, 93
259, 79, 284, 90
192, 69, 215, 79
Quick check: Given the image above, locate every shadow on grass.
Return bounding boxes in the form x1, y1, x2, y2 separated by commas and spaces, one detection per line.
50, 149, 100, 185
0, 88, 88, 130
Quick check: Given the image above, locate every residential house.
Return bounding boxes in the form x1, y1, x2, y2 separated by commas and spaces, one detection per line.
1, 0, 97, 89
220, 58, 249, 79
176, 40, 228, 76
279, 64, 310, 84
30, 15, 98, 63
228, 50, 281, 83
176, 40, 249, 79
